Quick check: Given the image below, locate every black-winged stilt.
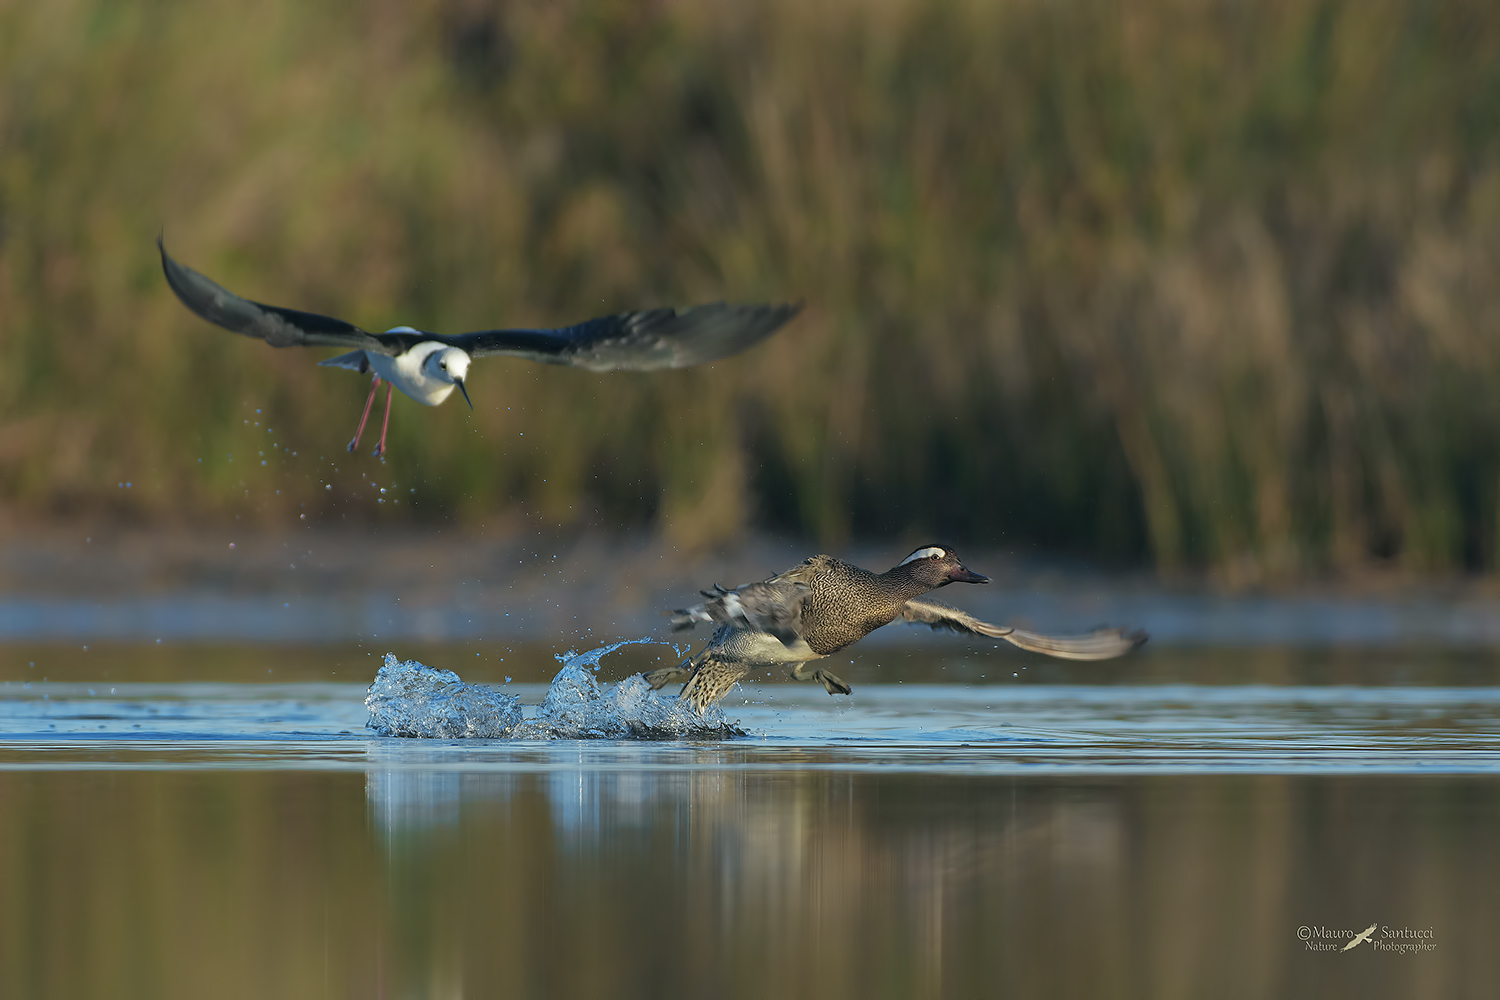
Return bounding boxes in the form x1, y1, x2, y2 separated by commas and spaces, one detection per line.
159, 237, 798, 457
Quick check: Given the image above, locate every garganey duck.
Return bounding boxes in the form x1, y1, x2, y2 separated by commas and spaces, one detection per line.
647, 545, 1148, 710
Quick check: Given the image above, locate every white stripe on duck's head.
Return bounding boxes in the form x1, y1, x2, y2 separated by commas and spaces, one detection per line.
896, 544, 990, 586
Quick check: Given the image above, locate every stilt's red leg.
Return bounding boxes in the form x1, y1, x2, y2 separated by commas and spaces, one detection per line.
373, 382, 395, 458
348, 376, 382, 452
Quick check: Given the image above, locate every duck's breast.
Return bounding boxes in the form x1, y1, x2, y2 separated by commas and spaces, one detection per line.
801, 567, 901, 654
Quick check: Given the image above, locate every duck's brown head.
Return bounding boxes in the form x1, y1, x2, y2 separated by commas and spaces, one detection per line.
894, 545, 990, 587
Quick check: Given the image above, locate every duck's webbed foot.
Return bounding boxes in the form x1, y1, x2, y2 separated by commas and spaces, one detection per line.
790, 662, 852, 697
643, 662, 693, 690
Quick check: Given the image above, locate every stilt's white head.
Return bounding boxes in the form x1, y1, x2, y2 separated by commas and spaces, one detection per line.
423, 347, 473, 408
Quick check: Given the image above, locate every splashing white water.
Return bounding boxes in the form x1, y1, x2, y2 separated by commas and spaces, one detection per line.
365, 640, 740, 740
365, 654, 524, 737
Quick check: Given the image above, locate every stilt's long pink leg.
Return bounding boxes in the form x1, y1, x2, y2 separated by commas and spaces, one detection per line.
347, 376, 382, 452
372, 382, 395, 458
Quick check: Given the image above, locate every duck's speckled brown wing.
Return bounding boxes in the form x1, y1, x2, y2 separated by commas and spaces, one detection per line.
901, 599, 1148, 660
668, 555, 835, 645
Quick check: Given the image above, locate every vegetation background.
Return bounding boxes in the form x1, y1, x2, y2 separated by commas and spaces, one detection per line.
4, 0, 1500, 583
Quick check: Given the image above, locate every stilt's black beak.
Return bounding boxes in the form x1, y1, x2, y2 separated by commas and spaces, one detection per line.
456, 378, 472, 410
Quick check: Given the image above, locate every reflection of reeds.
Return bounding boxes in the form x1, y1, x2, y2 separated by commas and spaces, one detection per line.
4, 0, 1500, 577
2, 770, 1494, 996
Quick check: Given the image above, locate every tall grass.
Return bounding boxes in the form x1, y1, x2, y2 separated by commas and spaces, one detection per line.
3, 0, 1500, 580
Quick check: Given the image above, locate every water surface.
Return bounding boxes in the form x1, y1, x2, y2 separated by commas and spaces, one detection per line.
1, 642, 1495, 999
1, 678, 1497, 774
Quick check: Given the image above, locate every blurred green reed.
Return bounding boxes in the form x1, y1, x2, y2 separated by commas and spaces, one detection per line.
3, 0, 1500, 581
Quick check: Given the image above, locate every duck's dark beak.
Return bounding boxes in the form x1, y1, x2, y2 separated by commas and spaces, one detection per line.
948, 566, 989, 584
456, 378, 472, 410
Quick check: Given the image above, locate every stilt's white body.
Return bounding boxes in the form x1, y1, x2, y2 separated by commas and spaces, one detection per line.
366, 345, 458, 406
323, 330, 471, 407
317, 330, 473, 455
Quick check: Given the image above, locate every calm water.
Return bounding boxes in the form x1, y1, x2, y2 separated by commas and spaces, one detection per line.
1, 645, 1497, 999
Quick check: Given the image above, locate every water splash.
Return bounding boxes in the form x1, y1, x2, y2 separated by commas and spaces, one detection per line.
365, 641, 742, 740
365, 654, 523, 737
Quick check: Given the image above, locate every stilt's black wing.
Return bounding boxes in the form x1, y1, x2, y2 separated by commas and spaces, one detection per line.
158, 237, 414, 356
162, 236, 797, 366
442, 302, 800, 371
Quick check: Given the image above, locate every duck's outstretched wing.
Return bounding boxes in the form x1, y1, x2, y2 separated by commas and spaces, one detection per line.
667, 555, 830, 645
669, 579, 810, 645
443, 302, 799, 371
158, 237, 412, 355
901, 598, 1148, 660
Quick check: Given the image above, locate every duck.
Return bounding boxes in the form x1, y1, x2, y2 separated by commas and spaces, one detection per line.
158, 236, 798, 457
646, 544, 1148, 710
